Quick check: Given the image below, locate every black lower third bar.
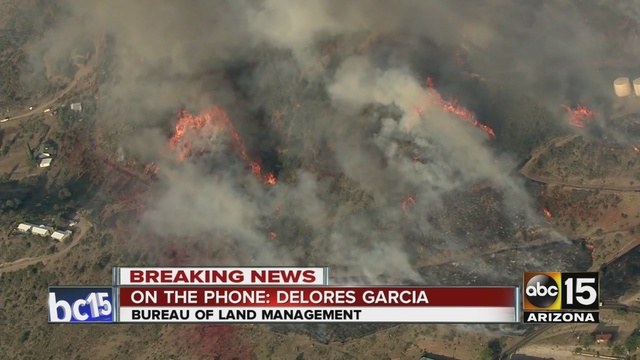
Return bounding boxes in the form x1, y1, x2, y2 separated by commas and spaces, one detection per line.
523, 311, 599, 324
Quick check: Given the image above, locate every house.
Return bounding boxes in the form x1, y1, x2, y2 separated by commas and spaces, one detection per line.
39, 158, 52, 167
16, 223, 34, 232
31, 225, 52, 237
70, 102, 82, 111
595, 332, 613, 344
51, 230, 72, 242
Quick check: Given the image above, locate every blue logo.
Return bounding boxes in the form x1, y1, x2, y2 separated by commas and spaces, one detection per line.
48, 287, 115, 323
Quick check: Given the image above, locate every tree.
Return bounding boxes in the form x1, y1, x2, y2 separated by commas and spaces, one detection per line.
613, 344, 626, 356
478, 339, 502, 360
626, 331, 640, 352
4, 199, 15, 208
58, 188, 72, 200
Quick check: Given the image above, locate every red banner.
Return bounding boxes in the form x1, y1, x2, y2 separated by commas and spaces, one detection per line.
118, 286, 515, 307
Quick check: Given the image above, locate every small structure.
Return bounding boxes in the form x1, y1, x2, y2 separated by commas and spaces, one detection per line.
634, 78, 640, 97
31, 225, 52, 237
39, 158, 52, 168
614, 77, 632, 97
595, 332, 613, 344
17, 223, 34, 232
51, 230, 72, 242
70, 102, 82, 111
68, 221, 78, 227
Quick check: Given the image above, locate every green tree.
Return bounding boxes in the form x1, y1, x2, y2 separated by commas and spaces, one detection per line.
478, 339, 502, 360
5, 199, 15, 208
626, 331, 640, 352
58, 187, 71, 200
613, 344, 626, 356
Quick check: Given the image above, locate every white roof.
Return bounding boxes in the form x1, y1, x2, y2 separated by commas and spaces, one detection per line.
39, 158, 52, 167
51, 230, 71, 240
31, 226, 51, 234
17, 223, 33, 230
70, 103, 82, 111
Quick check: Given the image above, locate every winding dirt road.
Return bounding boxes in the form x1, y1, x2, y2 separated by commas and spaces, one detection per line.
0, 217, 92, 273
521, 169, 640, 193
2, 36, 105, 125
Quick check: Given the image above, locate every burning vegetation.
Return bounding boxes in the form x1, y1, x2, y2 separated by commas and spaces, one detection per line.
169, 107, 276, 185
426, 77, 496, 138
561, 104, 594, 128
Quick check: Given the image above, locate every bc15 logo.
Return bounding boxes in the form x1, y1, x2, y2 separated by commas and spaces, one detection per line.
48, 286, 114, 323
523, 272, 599, 311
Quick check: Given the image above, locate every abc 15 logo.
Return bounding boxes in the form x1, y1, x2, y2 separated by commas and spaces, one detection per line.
523, 272, 600, 311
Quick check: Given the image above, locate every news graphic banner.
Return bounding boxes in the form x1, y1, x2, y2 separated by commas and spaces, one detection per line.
522, 272, 600, 324
112, 266, 330, 286
49, 266, 521, 324
117, 286, 519, 323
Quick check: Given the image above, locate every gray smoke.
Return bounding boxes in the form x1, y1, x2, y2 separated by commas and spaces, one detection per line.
23, 0, 636, 282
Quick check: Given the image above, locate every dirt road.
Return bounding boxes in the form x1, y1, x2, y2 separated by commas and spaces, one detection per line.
521, 168, 640, 192
2, 36, 105, 124
0, 217, 93, 273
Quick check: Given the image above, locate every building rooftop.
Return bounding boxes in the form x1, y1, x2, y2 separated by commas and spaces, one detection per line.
51, 230, 72, 241
70, 102, 82, 111
39, 157, 52, 167
595, 333, 613, 342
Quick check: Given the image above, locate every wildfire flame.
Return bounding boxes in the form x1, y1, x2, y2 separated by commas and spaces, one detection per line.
170, 107, 276, 185
542, 207, 552, 218
425, 78, 496, 138
633, 145, 640, 153
561, 104, 594, 128
583, 240, 595, 263
402, 195, 416, 215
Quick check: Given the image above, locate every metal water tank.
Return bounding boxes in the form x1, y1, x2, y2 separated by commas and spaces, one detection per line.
614, 77, 632, 97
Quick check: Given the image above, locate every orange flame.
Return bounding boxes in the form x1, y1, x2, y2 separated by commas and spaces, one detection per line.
269, 231, 277, 240
543, 207, 552, 218
170, 107, 276, 185
583, 239, 595, 263
633, 144, 640, 153
561, 104, 594, 128
402, 195, 416, 215
425, 78, 496, 138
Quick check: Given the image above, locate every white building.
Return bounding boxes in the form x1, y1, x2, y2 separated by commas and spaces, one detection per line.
17, 223, 34, 232
31, 226, 52, 237
70, 102, 82, 111
51, 230, 72, 242
39, 158, 52, 167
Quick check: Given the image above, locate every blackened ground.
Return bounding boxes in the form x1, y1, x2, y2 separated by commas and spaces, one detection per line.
600, 245, 640, 300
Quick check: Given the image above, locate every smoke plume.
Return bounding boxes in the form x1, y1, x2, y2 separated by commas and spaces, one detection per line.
25, 0, 636, 285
